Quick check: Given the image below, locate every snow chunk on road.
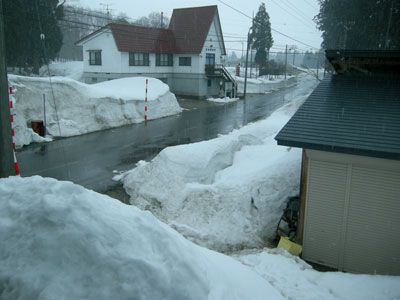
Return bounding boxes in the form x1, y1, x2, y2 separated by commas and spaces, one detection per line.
120, 76, 319, 252
0, 176, 283, 300
236, 249, 400, 300
9, 75, 182, 147
207, 96, 239, 103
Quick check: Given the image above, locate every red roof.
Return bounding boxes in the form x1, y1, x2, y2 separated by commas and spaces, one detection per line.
76, 5, 225, 55
169, 5, 220, 54
109, 24, 176, 54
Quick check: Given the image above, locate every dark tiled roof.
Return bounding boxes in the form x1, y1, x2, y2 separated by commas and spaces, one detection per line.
169, 5, 222, 54
109, 24, 176, 54
275, 74, 400, 160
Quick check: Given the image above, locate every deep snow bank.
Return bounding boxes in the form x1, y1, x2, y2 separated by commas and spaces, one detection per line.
236, 249, 400, 300
0, 176, 283, 300
9, 75, 182, 147
119, 75, 319, 252
39, 61, 84, 81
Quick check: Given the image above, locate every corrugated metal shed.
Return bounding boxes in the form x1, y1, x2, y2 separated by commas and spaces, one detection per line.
275, 74, 400, 160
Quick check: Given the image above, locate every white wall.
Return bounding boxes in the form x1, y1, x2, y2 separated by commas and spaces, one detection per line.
173, 55, 201, 74
82, 31, 122, 74
81, 12, 226, 76
199, 13, 225, 69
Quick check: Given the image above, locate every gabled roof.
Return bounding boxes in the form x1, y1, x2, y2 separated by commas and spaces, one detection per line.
76, 5, 225, 55
109, 24, 176, 54
275, 73, 400, 160
169, 5, 225, 54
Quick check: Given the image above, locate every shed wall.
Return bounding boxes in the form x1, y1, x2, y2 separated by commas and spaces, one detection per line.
303, 150, 400, 275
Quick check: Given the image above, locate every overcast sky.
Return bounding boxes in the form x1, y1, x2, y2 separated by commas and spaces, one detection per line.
71, 0, 322, 55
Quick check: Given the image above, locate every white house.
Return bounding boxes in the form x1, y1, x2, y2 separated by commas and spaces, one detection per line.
76, 5, 237, 98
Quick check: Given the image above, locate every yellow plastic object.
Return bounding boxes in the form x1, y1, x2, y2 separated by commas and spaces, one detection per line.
277, 236, 303, 256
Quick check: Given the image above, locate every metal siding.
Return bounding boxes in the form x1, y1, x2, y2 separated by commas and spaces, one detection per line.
344, 167, 400, 275
302, 160, 348, 268
304, 150, 400, 274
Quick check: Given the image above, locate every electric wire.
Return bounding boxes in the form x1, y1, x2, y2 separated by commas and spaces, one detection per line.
216, 0, 319, 49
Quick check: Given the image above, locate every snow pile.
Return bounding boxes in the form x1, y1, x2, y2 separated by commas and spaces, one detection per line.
235, 75, 297, 94
119, 76, 319, 252
0, 176, 283, 300
39, 61, 84, 81
9, 75, 182, 147
225, 67, 297, 94
236, 249, 400, 300
9, 90, 53, 147
207, 96, 239, 103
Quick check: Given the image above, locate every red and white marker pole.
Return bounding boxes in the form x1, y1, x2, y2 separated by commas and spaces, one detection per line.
144, 78, 148, 125
8, 87, 20, 176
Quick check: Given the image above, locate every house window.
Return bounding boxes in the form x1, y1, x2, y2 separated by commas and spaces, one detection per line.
129, 52, 149, 66
207, 79, 212, 87
179, 57, 192, 66
89, 50, 102, 65
206, 53, 215, 66
156, 54, 173, 66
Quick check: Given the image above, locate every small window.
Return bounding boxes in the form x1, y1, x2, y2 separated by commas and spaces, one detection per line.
91, 77, 98, 83
179, 57, 192, 66
89, 50, 102, 65
129, 52, 149, 66
156, 54, 173, 66
206, 53, 215, 66
207, 79, 212, 87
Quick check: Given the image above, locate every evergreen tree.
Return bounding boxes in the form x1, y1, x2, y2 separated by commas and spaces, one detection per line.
250, 3, 273, 73
315, 0, 400, 50
3, 0, 64, 73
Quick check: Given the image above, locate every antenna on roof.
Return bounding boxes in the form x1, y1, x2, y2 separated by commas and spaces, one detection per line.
100, 2, 113, 21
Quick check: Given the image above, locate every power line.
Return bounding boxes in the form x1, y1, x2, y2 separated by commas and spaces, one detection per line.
217, 0, 319, 49
270, 0, 316, 30
303, 0, 319, 11
279, 0, 318, 27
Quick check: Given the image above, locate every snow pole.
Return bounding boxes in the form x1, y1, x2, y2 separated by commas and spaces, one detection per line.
144, 78, 148, 125
8, 87, 20, 176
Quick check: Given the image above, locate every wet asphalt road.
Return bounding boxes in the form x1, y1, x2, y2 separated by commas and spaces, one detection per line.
17, 84, 301, 192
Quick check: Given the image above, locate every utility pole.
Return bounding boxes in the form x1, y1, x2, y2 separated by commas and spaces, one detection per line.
284, 45, 288, 80
249, 11, 254, 79
241, 41, 244, 62
249, 47, 253, 78
0, 0, 14, 177
244, 29, 251, 98
244, 18, 254, 98
384, 0, 394, 49
292, 49, 296, 66
100, 3, 113, 21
